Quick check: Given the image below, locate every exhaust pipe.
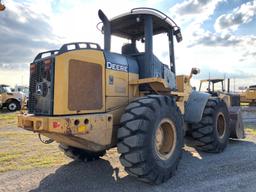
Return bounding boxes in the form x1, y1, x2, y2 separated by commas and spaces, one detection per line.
98, 10, 111, 51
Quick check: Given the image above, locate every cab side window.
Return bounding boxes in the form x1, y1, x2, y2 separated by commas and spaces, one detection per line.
153, 33, 170, 66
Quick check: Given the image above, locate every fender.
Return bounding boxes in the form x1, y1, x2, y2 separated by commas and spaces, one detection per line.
184, 91, 210, 123
5, 98, 21, 105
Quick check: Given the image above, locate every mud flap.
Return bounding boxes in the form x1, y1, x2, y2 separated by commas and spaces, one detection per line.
229, 107, 245, 139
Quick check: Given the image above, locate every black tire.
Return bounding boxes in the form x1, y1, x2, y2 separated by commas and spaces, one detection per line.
117, 95, 184, 184
191, 98, 230, 153
59, 144, 106, 162
7, 100, 20, 112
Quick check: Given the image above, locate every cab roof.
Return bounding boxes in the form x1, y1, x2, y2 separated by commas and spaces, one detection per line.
110, 8, 179, 39
200, 79, 224, 84
0, 84, 10, 87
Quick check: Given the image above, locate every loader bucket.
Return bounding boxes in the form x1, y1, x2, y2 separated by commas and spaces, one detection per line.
229, 107, 245, 139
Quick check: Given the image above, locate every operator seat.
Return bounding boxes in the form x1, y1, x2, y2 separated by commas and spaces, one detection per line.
121, 44, 176, 90
122, 43, 139, 55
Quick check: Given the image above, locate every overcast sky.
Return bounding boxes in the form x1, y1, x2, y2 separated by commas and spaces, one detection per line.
0, 0, 255, 89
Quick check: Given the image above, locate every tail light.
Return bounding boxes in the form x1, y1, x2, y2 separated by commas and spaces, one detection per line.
30, 63, 36, 74
43, 59, 53, 81
44, 59, 51, 72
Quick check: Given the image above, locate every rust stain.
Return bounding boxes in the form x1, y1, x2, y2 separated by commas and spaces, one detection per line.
64, 118, 72, 135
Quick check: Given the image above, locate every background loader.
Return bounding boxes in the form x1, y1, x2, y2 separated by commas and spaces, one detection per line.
240, 85, 256, 106
18, 8, 244, 184
199, 78, 244, 139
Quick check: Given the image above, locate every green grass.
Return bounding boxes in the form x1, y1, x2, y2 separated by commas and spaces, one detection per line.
0, 120, 70, 173
246, 128, 256, 136
0, 112, 17, 127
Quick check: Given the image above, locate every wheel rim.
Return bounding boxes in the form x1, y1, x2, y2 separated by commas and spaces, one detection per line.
9, 103, 17, 111
155, 118, 177, 160
216, 112, 226, 139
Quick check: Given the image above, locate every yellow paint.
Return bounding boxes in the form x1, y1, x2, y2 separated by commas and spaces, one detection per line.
54, 49, 106, 115
129, 77, 169, 88
18, 113, 113, 147
78, 125, 87, 133
106, 96, 129, 125
128, 73, 139, 101
240, 88, 256, 103
17, 114, 48, 131
106, 97, 128, 111
106, 69, 128, 96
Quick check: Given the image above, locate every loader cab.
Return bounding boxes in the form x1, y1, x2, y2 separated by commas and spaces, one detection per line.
99, 8, 182, 90
199, 79, 225, 96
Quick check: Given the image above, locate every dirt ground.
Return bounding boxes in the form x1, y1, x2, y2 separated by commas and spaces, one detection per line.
0, 108, 255, 192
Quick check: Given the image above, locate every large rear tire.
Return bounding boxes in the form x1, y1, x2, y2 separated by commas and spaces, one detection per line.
191, 98, 230, 153
117, 95, 184, 184
59, 144, 106, 162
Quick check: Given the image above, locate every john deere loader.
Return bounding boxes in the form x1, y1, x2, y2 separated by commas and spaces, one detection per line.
18, 8, 244, 184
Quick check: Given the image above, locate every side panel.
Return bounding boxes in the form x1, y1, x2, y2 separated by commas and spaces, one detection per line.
105, 52, 129, 97
104, 52, 139, 128
106, 97, 128, 125
54, 50, 106, 115
128, 73, 139, 101
184, 91, 210, 123
106, 70, 128, 96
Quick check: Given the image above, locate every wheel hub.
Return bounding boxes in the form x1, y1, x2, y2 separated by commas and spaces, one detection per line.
9, 103, 17, 111
216, 112, 226, 139
155, 119, 177, 160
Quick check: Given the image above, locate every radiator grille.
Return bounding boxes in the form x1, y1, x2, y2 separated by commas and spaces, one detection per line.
28, 62, 40, 113
68, 59, 103, 111
28, 60, 53, 115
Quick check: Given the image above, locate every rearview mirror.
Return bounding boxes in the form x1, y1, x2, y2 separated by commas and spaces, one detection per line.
174, 28, 182, 43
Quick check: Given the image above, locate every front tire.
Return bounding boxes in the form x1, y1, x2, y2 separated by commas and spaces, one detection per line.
117, 95, 184, 184
7, 100, 20, 112
191, 98, 230, 153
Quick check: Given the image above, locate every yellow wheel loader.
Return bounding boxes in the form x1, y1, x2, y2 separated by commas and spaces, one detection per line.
240, 85, 256, 106
199, 78, 245, 139
18, 8, 244, 184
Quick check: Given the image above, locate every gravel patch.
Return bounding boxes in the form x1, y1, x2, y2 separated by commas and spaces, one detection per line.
0, 138, 256, 192
0, 107, 255, 192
